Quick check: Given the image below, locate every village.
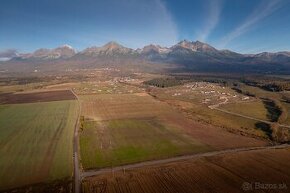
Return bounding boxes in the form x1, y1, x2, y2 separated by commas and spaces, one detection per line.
155, 81, 253, 108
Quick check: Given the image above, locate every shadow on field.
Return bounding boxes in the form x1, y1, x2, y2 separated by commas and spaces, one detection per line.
262, 100, 281, 122
255, 122, 272, 139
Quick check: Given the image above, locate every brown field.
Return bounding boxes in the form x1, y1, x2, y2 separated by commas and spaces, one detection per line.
0, 90, 76, 104
82, 147, 290, 193
80, 93, 171, 121
159, 110, 268, 149
80, 93, 267, 151
0, 180, 72, 193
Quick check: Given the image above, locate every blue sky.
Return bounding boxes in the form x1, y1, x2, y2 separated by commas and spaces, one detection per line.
1, 0, 290, 53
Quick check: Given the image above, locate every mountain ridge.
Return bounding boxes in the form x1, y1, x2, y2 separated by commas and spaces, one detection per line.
2, 40, 289, 62
1, 40, 290, 74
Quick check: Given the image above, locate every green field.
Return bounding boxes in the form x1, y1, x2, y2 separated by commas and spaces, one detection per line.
186, 103, 269, 138
221, 101, 269, 121
238, 84, 281, 99
0, 100, 78, 190
149, 86, 270, 139
148, 82, 290, 140
79, 93, 212, 170
80, 118, 210, 169
237, 84, 290, 124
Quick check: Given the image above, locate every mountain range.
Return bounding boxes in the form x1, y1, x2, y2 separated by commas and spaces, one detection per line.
1, 40, 290, 74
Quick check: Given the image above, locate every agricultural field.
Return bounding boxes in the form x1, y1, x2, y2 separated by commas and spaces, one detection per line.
1, 74, 286, 193
73, 80, 144, 95
221, 101, 270, 121
82, 147, 290, 193
0, 76, 74, 94
79, 93, 211, 169
236, 84, 290, 125
79, 92, 267, 170
79, 93, 172, 121
238, 83, 284, 100
148, 81, 290, 140
0, 90, 76, 104
80, 118, 209, 169
0, 90, 78, 192
187, 103, 271, 138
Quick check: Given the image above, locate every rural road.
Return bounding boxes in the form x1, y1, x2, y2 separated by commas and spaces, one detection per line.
81, 143, 290, 178
71, 90, 289, 190
71, 90, 81, 193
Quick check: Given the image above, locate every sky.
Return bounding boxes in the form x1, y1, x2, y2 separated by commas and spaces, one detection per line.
1, 0, 290, 53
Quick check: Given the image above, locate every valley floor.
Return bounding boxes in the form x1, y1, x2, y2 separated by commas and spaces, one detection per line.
0, 71, 289, 193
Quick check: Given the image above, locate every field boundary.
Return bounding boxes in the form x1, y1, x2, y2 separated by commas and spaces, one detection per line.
81, 144, 290, 179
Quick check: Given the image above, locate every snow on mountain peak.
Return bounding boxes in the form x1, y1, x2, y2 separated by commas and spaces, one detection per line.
60, 44, 74, 50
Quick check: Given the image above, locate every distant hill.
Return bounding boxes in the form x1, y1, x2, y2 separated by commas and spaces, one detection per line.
79, 41, 136, 57
1, 40, 290, 74
17, 45, 76, 60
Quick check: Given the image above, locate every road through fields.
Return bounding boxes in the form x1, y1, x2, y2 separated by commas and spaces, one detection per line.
81, 144, 290, 178
72, 90, 289, 192
71, 90, 81, 193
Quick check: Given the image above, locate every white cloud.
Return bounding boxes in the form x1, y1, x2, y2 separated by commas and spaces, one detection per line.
220, 0, 283, 48
0, 49, 18, 58
197, 0, 223, 42
152, 0, 179, 46
67, 0, 178, 49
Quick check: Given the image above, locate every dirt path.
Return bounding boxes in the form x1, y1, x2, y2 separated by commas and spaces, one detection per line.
81, 144, 290, 179
71, 89, 81, 193
208, 97, 290, 129
208, 97, 229, 109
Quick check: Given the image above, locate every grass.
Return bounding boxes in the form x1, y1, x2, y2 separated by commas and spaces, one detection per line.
238, 84, 281, 99
149, 83, 289, 139
0, 100, 78, 190
80, 118, 210, 169
186, 103, 268, 138
79, 92, 267, 170
150, 85, 270, 138
221, 101, 269, 121
237, 84, 290, 125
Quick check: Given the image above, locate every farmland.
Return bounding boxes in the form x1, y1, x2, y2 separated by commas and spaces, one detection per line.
2, 1, 290, 191
80, 118, 209, 169
148, 80, 290, 140
79, 93, 211, 169
0, 72, 288, 193
79, 91, 267, 170
79, 93, 173, 121
0, 90, 76, 104
221, 101, 269, 121
0, 91, 78, 191
82, 147, 290, 193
